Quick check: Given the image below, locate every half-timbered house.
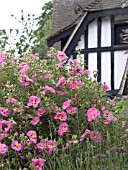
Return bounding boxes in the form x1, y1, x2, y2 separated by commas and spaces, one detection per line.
47, 0, 128, 96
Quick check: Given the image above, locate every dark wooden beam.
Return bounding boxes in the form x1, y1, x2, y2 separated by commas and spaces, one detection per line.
65, 7, 128, 57
47, 26, 75, 47
111, 51, 115, 90
84, 25, 88, 69
108, 89, 119, 96
97, 17, 102, 82
73, 44, 128, 54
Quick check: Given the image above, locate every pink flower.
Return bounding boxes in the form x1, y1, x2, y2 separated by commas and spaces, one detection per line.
0, 107, 11, 117
12, 107, 23, 114
20, 56, 26, 61
19, 62, 30, 74
18, 152, 25, 159
66, 107, 77, 114
0, 53, 7, 65
90, 131, 102, 143
68, 81, 82, 90
80, 129, 90, 141
27, 130, 37, 143
86, 108, 100, 122
6, 98, 18, 104
31, 54, 39, 60
104, 116, 117, 124
58, 62, 63, 68
0, 120, 11, 132
31, 117, 40, 125
20, 75, 33, 87
57, 51, 68, 61
57, 122, 69, 136
62, 99, 71, 110
54, 112, 67, 121
0, 133, 9, 141
37, 139, 47, 152
46, 140, 57, 155
103, 110, 112, 118
22, 139, 31, 149
70, 66, 84, 75
101, 84, 110, 92
57, 90, 67, 95
0, 143, 8, 154
107, 99, 115, 105
56, 76, 65, 87
27, 96, 41, 108
85, 70, 91, 76
32, 158, 46, 170
45, 74, 52, 79
47, 54, 52, 58
69, 140, 78, 145
69, 59, 80, 67
122, 121, 125, 128
36, 107, 46, 117
44, 85, 55, 94
11, 141, 22, 151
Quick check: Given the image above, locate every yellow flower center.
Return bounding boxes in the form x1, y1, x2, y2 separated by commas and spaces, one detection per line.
0, 145, 2, 149
108, 113, 110, 117
41, 143, 44, 147
31, 135, 35, 139
93, 135, 96, 139
48, 144, 52, 149
22, 67, 26, 70
58, 115, 62, 119
1, 134, 4, 139
36, 165, 40, 169
72, 83, 75, 87
3, 109, 7, 113
59, 52, 63, 56
62, 127, 66, 131
32, 100, 36, 104
92, 115, 95, 119
75, 85, 79, 89
15, 143, 19, 147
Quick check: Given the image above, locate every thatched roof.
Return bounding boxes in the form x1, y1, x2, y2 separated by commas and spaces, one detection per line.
50, 0, 125, 38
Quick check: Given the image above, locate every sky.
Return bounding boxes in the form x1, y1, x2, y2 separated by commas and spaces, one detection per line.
0, 0, 50, 30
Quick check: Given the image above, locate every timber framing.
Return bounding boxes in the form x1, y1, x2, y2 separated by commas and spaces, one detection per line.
64, 7, 128, 57
47, 6, 128, 96
47, 26, 75, 47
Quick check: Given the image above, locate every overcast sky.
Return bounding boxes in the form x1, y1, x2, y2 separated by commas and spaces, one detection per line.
0, 0, 50, 30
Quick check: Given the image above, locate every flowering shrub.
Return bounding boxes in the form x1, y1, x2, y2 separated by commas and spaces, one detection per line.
0, 49, 127, 169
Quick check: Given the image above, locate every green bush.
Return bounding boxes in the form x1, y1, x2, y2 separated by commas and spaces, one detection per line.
0, 48, 127, 170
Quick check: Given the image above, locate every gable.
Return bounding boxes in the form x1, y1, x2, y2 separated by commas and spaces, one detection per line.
48, 6, 128, 96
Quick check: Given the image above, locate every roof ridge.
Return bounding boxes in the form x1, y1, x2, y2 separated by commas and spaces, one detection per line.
75, 0, 104, 14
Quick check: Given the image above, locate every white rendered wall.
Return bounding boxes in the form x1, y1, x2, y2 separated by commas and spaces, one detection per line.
75, 35, 85, 49
88, 19, 97, 48
114, 51, 127, 89
88, 53, 97, 79
75, 35, 85, 67
73, 17, 127, 91
77, 54, 84, 68
101, 52, 111, 89
101, 17, 111, 47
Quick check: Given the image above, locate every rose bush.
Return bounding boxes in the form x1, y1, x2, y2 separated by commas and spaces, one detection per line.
0, 48, 127, 169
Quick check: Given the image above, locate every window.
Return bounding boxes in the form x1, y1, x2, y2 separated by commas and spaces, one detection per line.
114, 21, 128, 45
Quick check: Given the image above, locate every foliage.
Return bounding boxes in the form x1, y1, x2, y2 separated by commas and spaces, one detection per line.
0, 30, 9, 51
0, 1, 53, 58
33, 1, 53, 57
0, 49, 127, 169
